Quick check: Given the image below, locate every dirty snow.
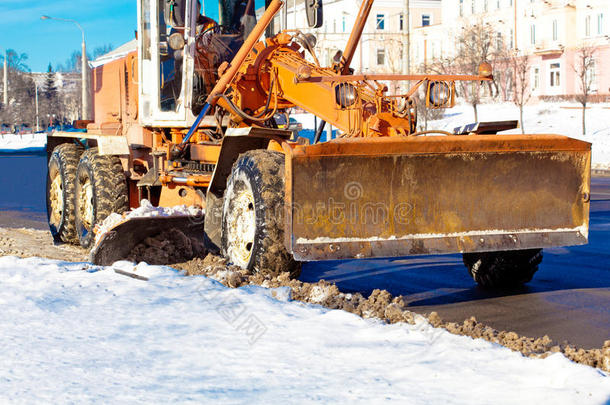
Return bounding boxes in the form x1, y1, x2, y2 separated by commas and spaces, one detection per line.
0, 133, 46, 153
0, 255, 608, 403
94, 199, 202, 245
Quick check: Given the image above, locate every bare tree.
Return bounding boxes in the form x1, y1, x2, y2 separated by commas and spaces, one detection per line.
572, 44, 597, 135
454, 21, 501, 122
509, 52, 532, 134
0, 50, 36, 128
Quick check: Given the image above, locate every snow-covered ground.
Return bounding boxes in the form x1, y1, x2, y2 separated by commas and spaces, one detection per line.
429, 102, 610, 170
292, 101, 610, 170
0, 133, 46, 153
0, 256, 608, 403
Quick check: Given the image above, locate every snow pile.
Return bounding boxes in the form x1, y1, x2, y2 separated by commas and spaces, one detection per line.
0, 133, 46, 153
0, 255, 608, 403
94, 199, 202, 245
428, 102, 610, 170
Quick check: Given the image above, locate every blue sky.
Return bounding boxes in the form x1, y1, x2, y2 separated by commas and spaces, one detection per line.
0, 0, 264, 73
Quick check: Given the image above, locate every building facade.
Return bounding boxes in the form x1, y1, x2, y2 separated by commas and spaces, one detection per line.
414, 0, 610, 99
258, 0, 610, 99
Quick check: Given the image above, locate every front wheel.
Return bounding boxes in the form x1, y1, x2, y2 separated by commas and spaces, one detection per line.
74, 148, 129, 248
463, 249, 543, 288
221, 150, 301, 278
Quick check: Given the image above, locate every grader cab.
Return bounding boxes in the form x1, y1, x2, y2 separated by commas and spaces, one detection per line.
46, 0, 590, 288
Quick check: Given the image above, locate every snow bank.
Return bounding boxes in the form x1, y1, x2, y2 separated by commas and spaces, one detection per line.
0, 255, 607, 403
429, 102, 610, 170
0, 133, 46, 153
94, 199, 202, 245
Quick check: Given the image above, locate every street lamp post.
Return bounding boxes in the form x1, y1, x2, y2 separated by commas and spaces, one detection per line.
41, 15, 89, 121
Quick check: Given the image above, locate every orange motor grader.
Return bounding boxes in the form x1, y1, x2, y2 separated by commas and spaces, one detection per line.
46, 0, 591, 288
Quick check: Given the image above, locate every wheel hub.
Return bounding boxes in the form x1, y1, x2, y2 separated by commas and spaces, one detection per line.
78, 176, 94, 229
226, 182, 256, 268
49, 171, 63, 227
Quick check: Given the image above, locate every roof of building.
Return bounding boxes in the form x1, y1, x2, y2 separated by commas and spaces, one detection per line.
90, 39, 138, 68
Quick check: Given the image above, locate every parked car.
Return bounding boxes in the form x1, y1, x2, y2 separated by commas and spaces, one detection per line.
16, 124, 33, 134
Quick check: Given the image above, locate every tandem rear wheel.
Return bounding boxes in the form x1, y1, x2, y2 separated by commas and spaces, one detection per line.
462, 249, 543, 288
74, 148, 129, 248
47, 143, 84, 243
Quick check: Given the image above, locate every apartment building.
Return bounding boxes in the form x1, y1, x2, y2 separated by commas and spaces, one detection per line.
260, 0, 441, 74
411, 0, 610, 98
259, 0, 608, 98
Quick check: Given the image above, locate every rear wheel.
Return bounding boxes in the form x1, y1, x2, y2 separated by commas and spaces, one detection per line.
46, 143, 83, 243
463, 249, 543, 288
75, 148, 129, 248
221, 150, 301, 278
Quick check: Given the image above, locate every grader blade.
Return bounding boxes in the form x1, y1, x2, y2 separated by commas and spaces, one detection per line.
90, 216, 205, 266
285, 134, 591, 261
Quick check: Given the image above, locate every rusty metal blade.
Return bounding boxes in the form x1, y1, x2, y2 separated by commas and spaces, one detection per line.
286, 135, 591, 261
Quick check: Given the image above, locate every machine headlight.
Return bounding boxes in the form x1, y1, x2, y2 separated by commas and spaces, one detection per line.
427, 81, 452, 108
335, 83, 358, 108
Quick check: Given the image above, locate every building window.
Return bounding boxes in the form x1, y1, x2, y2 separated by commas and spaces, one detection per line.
377, 49, 386, 65
549, 62, 560, 87
585, 15, 591, 36
484, 0, 488, 12
532, 67, 540, 90
342, 16, 346, 32
552, 19, 558, 41
530, 24, 536, 45
333, 19, 336, 33
497, 0, 500, 9
496, 32, 503, 49
376, 14, 385, 30
471, 0, 475, 14
460, 0, 464, 16
422, 14, 430, 26
598, 13, 604, 35
399, 14, 404, 31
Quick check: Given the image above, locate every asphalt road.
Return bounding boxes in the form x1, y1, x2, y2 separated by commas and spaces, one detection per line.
303, 176, 610, 349
1, 153, 608, 349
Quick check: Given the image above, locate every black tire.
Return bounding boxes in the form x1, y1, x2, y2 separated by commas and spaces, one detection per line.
46, 143, 83, 243
204, 191, 224, 254
75, 148, 129, 249
221, 150, 301, 278
463, 249, 543, 288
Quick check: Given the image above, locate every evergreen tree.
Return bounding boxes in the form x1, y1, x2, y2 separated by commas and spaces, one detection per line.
43, 63, 59, 127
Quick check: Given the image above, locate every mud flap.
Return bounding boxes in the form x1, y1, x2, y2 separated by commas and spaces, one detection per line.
90, 216, 205, 266
285, 135, 591, 261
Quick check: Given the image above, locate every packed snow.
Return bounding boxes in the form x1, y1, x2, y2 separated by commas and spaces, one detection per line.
0, 255, 607, 403
292, 101, 610, 170
94, 199, 202, 245
0, 133, 46, 153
